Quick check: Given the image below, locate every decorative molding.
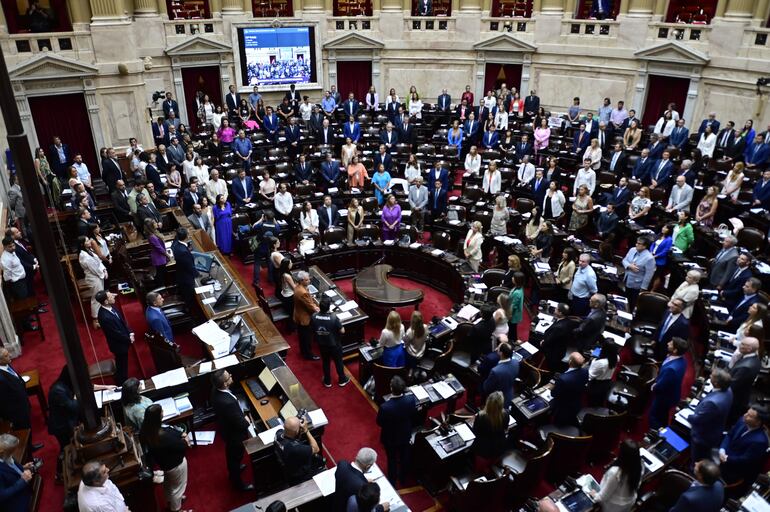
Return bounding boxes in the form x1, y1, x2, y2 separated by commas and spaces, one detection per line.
472, 33, 537, 53
634, 41, 709, 66
323, 32, 385, 50
165, 35, 232, 56
8, 53, 98, 81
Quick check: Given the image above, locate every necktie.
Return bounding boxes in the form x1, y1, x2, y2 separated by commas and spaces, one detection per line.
732, 267, 743, 281
611, 152, 619, 170
765, 133, 770, 144
434, 190, 439, 208
4, 366, 18, 378
600, 131, 604, 147
659, 314, 673, 340
721, 131, 729, 147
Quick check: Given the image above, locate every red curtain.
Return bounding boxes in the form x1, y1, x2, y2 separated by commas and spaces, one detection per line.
181, 66, 222, 131
483, 63, 522, 96
28, 93, 98, 177
641, 75, 690, 127
664, 0, 717, 23
336, 61, 372, 103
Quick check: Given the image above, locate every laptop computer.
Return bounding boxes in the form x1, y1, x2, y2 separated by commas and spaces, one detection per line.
438, 433, 465, 453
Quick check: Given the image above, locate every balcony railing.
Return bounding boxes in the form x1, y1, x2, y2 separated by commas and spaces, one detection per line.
561, 19, 618, 38
163, 18, 222, 38
1, 30, 93, 58
482, 16, 534, 34
649, 22, 710, 44
404, 15, 455, 31
329, 16, 377, 31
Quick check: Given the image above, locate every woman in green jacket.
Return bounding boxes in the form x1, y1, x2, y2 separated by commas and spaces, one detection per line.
673, 210, 694, 252
507, 272, 525, 340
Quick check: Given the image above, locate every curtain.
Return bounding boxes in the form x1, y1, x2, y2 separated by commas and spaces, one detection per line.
181, 65, 222, 132
336, 61, 372, 103
484, 63, 522, 95
641, 75, 690, 128
28, 93, 98, 177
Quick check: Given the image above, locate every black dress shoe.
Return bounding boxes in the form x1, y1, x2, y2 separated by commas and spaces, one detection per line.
31, 443, 44, 451
36, 307, 48, 314
25, 325, 39, 332
304, 355, 320, 361
239, 484, 254, 492
239, 463, 247, 471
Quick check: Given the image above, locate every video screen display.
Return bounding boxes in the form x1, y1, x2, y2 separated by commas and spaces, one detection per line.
238, 27, 316, 86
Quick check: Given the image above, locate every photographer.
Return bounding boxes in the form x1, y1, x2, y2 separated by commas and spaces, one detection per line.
274, 415, 323, 485
0, 434, 34, 512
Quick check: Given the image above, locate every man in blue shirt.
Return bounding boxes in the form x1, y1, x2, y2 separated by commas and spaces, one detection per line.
232, 130, 252, 171
597, 97, 612, 124
569, 253, 597, 317
145, 291, 174, 342
321, 91, 336, 117
247, 85, 261, 111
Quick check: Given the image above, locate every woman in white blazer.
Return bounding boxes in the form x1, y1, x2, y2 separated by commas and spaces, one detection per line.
464, 147, 481, 176
543, 181, 566, 220
654, 112, 676, 138
583, 138, 602, 170
299, 201, 319, 234
464, 221, 484, 271
482, 162, 502, 195
696, 125, 717, 158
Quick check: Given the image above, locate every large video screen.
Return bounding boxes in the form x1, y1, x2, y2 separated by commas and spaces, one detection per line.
237, 27, 316, 87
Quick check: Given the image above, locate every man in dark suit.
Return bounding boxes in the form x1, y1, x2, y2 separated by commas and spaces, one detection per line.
284, 84, 301, 114
481, 125, 499, 150
529, 169, 547, 208
49, 136, 71, 180
294, 154, 313, 185
515, 134, 533, 163
136, 193, 163, 227
572, 124, 590, 154
308, 106, 324, 136
188, 202, 213, 239
455, 99, 472, 123
605, 177, 631, 217
162, 92, 179, 118
540, 303, 574, 371
752, 168, 770, 209
398, 117, 415, 149
669, 119, 690, 149
145, 291, 173, 342
342, 116, 361, 144
210, 369, 254, 491
231, 169, 254, 208
95, 290, 133, 386
620, 109, 640, 131
719, 404, 770, 485
698, 112, 720, 138
595, 203, 619, 240
379, 123, 399, 152
0, 433, 33, 512
721, 253, 752, 306
649, 337, 688, 429
726, 277, 761, 331
317, 195, 338, 233
606, 143, 628, 174
728, 337, 761, 422
5, 228, 37, 298
171, 228, 198, 309
746, 134, 770, 170
166, 138, 185, 168
316, 118, 336, 146
284, 117, 302, 159
0, 348, 33, 435
376, 376, 418, 485
225, 84, 240, 114
631, 149, 653, 184
321, 153, 341, 190
482, 343, 520, 409
334, 449, 378, 512
716, 122, 736, 154
652, 298, 689, 360
709, 236, 739, 289
427, 161, 449, 192
463, 112, 480, 145
436, 89, 451, 112
181, 181, 201, 217
647, 135, 666, 160
386, 99, 400, 123
417, 0, 432, 15
342, 93, 360, 119
669, 460, 724, 512
573, 294, 607, 352
524, 90, 540, 120
373, 145, 392, 173
689, 368, 733, 462
100, 147, 123, 193
429, 179, 448, 220
649, 150, 673, 190
550, 352, 589, 427
151, 116, 166, 147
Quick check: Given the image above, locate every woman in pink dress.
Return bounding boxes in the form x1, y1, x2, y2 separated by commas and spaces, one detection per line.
217, 119, 236, 147
534, 118, 551, 154
381, 194, 402, 241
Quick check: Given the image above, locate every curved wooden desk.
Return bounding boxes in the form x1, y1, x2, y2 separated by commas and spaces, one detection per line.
353, 263, 425, 312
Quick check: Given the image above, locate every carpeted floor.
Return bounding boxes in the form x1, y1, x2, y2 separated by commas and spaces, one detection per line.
13, 247, 693, 512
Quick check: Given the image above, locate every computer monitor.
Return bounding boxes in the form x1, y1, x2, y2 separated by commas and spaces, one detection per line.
258, 367, 277, 392
192, 251, 214, 274
280, 400, 298, 420
213, 280, 241, 310
558, 490, 593, 512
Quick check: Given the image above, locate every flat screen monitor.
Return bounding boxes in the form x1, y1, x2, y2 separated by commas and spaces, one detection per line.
558, 490, 593, 512
280, 400, 298, 420
237, 27, 316, 87
258, 367, 277, 392
192, 251, 214, 274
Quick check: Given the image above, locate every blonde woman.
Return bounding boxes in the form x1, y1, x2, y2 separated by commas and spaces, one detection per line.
732, 303, 766, 346
671, 270, 701, 319
404, 311, 428, 365
695, 186, 719, 228
472, 391, 507, 471
490, 195, 510, 236
464, 221, 484, 271
721, 162, 745, 201
78, 236, 107, 329
346, 198, 364, 243
380, 311, 406, 367
341, 137, 357, 168
583, 138, 602, 170
568, 184, 593, 232
493, 293, 510, 339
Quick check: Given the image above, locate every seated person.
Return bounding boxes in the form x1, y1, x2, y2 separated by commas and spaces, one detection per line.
274, 416, 322, 485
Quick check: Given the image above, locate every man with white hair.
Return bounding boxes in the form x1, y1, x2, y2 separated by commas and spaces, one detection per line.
0, 433, 33, 511
709, 236, 739, 289
666, 175, 693, 213
333, 447, 379, 512
77, 460, 128, 512
698, 112, 720, 138
206, 168, 228, 205
728, 336, 761, 422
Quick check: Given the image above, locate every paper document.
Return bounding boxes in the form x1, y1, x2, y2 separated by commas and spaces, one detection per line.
198, 361, 213, 374
337, 311, 353, 321
455, 422, 476, 443
640, 447, 664, 473
94, 391, 104, 409
313, 467, 338, 497
195, 284, 214, 295
431, 249, 444, 256
518, 342, 538, 355
156, 397, 179, 420
339, 301, 359, 312
433, 381, 456, 399
409, 242, 421, 249
175, 396, 193, 413
457, 304, 480, 320
257, 425, 282, 446
213, 354, 240, 369
324, 290, 336, 297
741, 491, 770, 512
408, 385, 430, 402
151, 367, 189, 390
308, 409, 329, 427
193, 431, 216, 445
202, 297, 217, 305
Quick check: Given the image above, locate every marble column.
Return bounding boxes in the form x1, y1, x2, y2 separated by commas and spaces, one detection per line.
723, 0, 754, 18
381, 0, 402, 11
618, 0, 629, 14
301, 0, 324, 12
134, 0, 159, 16
459, 0, 482, 11
68, 0, 93, 25
221, 0, 244, 14
84, 88, 107, 156
564, 0, 575, 17
90, 0, 127, 19
754, 0, 769, 22
627, 0, 653, 16
539, 0, 564, 13
653, 0, 666, 16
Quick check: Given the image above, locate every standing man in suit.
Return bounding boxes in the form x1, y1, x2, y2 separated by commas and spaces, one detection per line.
171, 228, 198, 309
481, 125, 499, 150
373, 145, 392, 173
429, 179, 448, 220
427, 161, 449, 192
607, 177, 631, 216
284, 84, 301, 114
284, 117, 302, 159
210, 370, 254, 491
398, 117, 415, 150
669, 460, 724, 512
716, 122, 736, 154
463, 112, 480, 145
321, 153, 341, 191
95, 290, 134, 386
333, 448, 378, 512
649, 150, 673, 190
231, 168, 254, 208
294, 154, 313, 185
110, 180, 131, 223
752, 168, 770, 209
293, 271, 320, 361
182, 181, 201, 217
317, 195, 338, 233
572, 124, 590, 154
136, 194, 162, 227
6, 228, 37, 298
379, 123, 399, 152
417, 0, 432, 15
669, 119, 690, 149
573, 294, 607, 352
595, 202, 619, 240
436, 88, 451, 112
719, 404, 770, 486
745, 134, 770, 170
100, 147, 124, 193
689, 368, 733, 462
698, 112, 720, 138
550, 352, 589, 427
666, 175, 693, 213
649, 337, 688, 429
621, 237, 656, 311
652, 299, 689, 360
342, 116, 361, 144
0, 349, 36, 442
524, 90, 540, 121
342, 93, 360, 119
709, 236, 739, 289
540, 303, 573, 371
631, 148, 653, 184
408, 177, 429, 233
0, 433, 33, 512
49, 136, 71, 180
145, 291, 173, 342
720, 252, 752, 305
162, 92, 179, 118
316, 118, 335, 146
377, 376, 418, 485
225, 84, 240, 114
607, 143, 627, 174
530, 168, 548, 208
728, 337, 761, 422
308, 105, 324, 136
482, 343, 520, 409
152, 116, 166, 147
726, 278, 761, 331
166, 138, 185, 168
188, 202, 214, 239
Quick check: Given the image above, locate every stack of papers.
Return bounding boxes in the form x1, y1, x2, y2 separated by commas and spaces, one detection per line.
339, 301, 359, 312
408, 385, 430, 402
457, 304, 480, 320
213, 354, 240, 369
193, 431, 216, 445
175, 396, 193, 413
433, 381, 456, 399
308, 409, 329, 427
455, 423, 476, 443
534, 313, 555, 334
198, 361, 213, 374
257, 425, 283, 445
155, 397, 179, 420
313, 467, 337, 497
534, 262, 552, 273
151, 367, 189, 390
192, 320, 231, 358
